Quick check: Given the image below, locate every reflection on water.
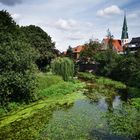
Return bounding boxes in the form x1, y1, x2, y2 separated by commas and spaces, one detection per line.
38, 95, 127, 140
0, 84, 136, 140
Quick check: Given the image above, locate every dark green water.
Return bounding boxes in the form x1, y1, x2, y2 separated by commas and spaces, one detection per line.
0, 87, 139, 140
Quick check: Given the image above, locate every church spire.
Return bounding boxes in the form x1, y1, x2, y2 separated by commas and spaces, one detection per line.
121, 13, 129, 45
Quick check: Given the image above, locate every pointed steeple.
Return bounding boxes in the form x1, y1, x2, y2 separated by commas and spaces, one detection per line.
121, 13, 129, 39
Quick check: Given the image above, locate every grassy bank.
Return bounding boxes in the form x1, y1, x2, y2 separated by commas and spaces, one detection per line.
0, 73, 86, 126
78, 72, 140, 100
78, 72, 126, 101
78, 72, 140, 139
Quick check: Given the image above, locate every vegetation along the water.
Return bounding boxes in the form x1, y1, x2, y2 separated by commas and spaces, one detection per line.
0, 10, 140, 140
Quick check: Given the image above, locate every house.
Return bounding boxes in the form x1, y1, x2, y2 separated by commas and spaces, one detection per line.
127, 37, 140, 53
72, 45, 85, 59
101, 14, 130, 54
62, 45, 85, 59
101, 38, 123, 54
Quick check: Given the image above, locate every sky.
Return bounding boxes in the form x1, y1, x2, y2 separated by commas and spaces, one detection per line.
0, 0, 140, 51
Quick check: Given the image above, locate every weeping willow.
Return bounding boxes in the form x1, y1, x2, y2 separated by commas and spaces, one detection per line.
52, 57, 74, 81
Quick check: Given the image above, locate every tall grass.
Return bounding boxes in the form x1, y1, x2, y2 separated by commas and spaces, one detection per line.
37, 73, 63, 91
78, 72, 126, 89
39, 81, 84, 98
37, 72, 85, 98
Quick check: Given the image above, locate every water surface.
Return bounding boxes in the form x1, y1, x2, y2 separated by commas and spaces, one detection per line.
0, 85, 138, 140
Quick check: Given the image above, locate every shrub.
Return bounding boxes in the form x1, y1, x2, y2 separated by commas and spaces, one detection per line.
130, 98, 140, 109
78, 72, 96, 81
0, 41, 37, 106
52, 57, 74, 81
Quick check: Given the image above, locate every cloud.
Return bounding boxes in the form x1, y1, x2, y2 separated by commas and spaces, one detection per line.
54, 19, 77, 31
11, 13, 21, 21
67, 34, 86, 41
43, 18, 94, 33
4, 0, 139, 51
128, 13, 139, 19
0, 0, 22, 6
97, 5, 123, 17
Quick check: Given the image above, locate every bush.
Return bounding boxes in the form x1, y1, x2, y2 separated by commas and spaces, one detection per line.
130, 98, 140, 109
6, 102, 20, 112
0, 41, 37, 106
78, 72, 96, 81
0, 107, 6, 116
52, 57, 74, 81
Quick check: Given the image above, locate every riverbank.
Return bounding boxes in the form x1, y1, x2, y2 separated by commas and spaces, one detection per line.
78, 72, 140, 139
0, 73, 86, 127
0, 72, 139, 140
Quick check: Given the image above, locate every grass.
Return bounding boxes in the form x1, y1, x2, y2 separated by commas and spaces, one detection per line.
39, 81, 85, 98
37, 72, 63, 91
0, 73, 86, 128
78, 72, 126, 101
78, 72, 126, 89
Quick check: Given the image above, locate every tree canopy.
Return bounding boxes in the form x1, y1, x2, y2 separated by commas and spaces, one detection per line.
52, 57, 74, 81
21, 25, 57, 71
80, 39, 101, 63
0, 10, 37, 106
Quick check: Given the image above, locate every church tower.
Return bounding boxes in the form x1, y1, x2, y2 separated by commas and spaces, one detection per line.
121, 13, 129, 46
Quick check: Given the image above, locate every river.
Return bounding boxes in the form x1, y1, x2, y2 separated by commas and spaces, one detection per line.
0, 82, 139, 140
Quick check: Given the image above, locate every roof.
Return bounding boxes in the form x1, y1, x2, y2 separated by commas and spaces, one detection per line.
62, 45, 85, 56
102, 38, 123, 52
130, 37, 140, 44
72, 45, 85, 53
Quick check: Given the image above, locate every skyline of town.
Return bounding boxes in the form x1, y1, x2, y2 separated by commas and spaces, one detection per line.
0, 0, 140, 51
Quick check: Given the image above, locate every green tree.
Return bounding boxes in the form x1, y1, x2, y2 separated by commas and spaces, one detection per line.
112, 54, 140, 87
0, 10, 37, 107
0, 10, 26, 44
52, 57, 74, 81
80, 39, 101, 63
66, 46, 73, 59
21, 25, 57, 71
94, 49, 120, 77
0, 41, 37, 106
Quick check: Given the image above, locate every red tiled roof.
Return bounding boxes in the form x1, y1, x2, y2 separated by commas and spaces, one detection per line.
103, 38, 123, 52
72, 45, 85, 53
63, 51, 67, 55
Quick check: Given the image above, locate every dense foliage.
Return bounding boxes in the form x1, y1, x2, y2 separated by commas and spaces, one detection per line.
0, 41, 37, 106
52, 57, 74, 81
0, 10, 27, 44
66, 46, 73, 59
0, 10, 38, 107
80, 39, 140, 88
80, 39, 101, 63
94, 49, 121, 77
21, 25, 57, 71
